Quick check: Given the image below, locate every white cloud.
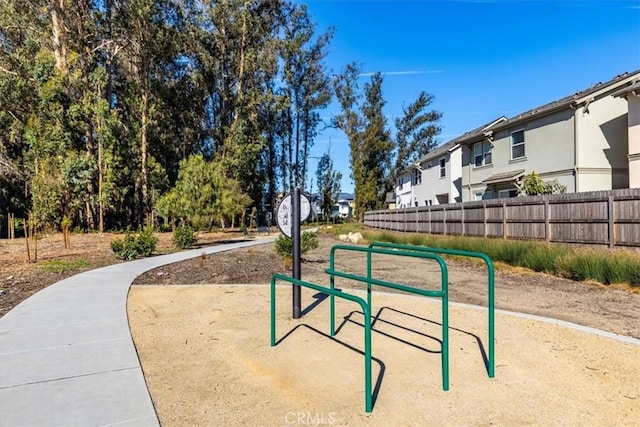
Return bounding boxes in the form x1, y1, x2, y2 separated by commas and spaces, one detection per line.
358, 70, 443, 78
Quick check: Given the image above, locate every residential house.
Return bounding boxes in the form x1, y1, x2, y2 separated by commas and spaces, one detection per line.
333, 193, 354, 218
456, 70, 640, 201
412, 140, 463, 206
393, 118, 505, 208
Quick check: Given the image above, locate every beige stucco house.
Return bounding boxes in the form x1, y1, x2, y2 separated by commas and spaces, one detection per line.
456, 70, 640, 201
612, 80, 640, 188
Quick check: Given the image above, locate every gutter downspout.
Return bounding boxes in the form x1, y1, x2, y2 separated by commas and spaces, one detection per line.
572, 104, 579, 192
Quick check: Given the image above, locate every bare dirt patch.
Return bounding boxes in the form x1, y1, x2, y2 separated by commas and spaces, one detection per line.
0, 231, 246, 317
134, 232, 640, 339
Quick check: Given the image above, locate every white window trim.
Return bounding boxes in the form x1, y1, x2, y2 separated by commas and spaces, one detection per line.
439, 157, 446, 178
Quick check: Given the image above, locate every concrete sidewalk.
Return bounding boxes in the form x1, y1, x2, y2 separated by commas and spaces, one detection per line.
0, 237, 275, 427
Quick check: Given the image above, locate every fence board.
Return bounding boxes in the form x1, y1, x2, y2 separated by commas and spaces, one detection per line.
364, 188, 640, 248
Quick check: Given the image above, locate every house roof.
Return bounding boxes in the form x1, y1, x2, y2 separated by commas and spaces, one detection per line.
456, 70, 640, 145
385, 192, 396, 203
612, 79, 640, 98
483, 169, 525, 185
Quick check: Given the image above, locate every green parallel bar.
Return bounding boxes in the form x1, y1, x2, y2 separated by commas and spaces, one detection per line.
327, 244, 449, 392
370, 241, 495, 378
270, 273, 373, 413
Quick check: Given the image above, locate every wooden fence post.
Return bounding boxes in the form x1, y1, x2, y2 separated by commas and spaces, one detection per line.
608, 195, 615, 248
544, 200, 550, 243
483, 202, 487, 238
502, 200, 507, 239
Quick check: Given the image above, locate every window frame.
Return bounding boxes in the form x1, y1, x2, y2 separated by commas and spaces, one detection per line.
439, 157, 446, 178
473, 141, 492, 167
498, 189, 519, 198
511, 129, 525, 160
413, 168, 422, 185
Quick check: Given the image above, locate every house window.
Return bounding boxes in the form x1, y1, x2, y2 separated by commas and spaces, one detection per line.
473, 141, 492, 167
476, 190, 494, 200
413, 168, 422, 185
511, 130, 525, 159
498, 189, 519, 198
425, 200, 432, 206
439, 158, 446, 178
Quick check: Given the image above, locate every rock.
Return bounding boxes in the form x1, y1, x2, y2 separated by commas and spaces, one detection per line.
339, 234, 348, 242
347, 232, 363, 244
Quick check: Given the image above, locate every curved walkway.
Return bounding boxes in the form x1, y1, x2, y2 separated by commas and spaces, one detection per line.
0, 237, 275, 427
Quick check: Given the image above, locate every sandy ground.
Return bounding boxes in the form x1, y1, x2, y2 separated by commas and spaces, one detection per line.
128, 284, 640, 426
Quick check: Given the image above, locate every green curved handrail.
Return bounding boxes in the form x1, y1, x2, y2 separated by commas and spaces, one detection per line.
327, 244, 449, 392
369, 241, 495, 378
271, 273, 373, 412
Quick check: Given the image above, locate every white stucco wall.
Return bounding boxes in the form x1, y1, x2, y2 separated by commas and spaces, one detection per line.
412, 146, 462, 205
394, 171, 414, 208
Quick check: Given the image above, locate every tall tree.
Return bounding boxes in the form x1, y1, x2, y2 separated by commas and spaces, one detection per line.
280, 3, 333, 191
315, 150, 342, 220
358, 72, 392, 218
334, 64, 392, 220
333, 62, 364, 213
391, 91, 442, 190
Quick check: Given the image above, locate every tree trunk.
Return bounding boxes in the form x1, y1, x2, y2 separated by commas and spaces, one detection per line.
98, 136, 104, 232
50, 0, 68, 72
140, 71, 149, 223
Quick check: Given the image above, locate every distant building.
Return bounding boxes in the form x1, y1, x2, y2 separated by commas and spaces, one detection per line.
333, 193, 354, 218
393, 129, 478, 208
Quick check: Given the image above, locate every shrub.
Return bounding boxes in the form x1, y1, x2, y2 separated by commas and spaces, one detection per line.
274, 231, 319, 259
173, 225, 197, 249
111, 227, 158, 260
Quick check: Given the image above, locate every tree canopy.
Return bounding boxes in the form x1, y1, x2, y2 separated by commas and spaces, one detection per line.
1, 0, 442, 235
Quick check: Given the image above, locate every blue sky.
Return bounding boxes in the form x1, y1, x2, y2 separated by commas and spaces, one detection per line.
298, 0, 640, 194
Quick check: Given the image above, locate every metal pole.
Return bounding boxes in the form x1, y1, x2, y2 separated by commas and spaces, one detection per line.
292, 187, 302, 319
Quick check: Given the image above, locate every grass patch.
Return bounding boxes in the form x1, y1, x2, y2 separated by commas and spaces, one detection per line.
39, 259, 93, 274
333, 225, 640, 287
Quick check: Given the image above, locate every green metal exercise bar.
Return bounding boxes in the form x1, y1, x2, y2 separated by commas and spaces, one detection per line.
369, 241, 496, 378
327, 244, 449, 391
270, 273, 373, 412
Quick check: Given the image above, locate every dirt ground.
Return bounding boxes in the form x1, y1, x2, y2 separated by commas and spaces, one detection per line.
3, 229, 640, 425
0, 230, 247, 317
128, 232, 640, 426
133, 232, 640, 339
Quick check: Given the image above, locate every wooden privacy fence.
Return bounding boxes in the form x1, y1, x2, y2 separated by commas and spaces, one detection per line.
364, 188, 640, 248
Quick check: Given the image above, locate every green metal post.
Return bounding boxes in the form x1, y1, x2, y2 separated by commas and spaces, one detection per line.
271, 275, 276, 347
363, 303, 372, 412
330, 251, 336, 336
367, 250, 372, 318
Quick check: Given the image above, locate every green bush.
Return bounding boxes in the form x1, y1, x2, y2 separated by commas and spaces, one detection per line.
173, 225, 197, 249
274, 231, 319, 259
111, 227, 158, 260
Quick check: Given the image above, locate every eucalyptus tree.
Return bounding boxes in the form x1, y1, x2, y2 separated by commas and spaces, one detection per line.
358, 72, 392, 217
280, 2, 333, 191
315, 150, 342, 220
390, 91, 442, 192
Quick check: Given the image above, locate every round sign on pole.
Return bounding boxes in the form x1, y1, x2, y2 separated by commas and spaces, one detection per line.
276, 193, 311, 237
